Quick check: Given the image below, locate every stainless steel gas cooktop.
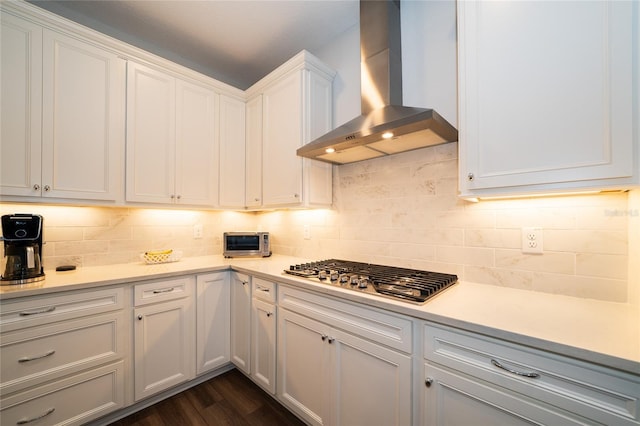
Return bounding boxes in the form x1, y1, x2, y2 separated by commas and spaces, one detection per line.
284, 259, 457, 304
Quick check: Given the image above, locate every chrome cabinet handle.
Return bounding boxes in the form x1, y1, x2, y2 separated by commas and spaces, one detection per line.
266, 312, 273, 317
19, 306, 55, 316
152, 287, 174, 294
256, 285, 270, 293
294, 193, 299, 198
176, 195, 181, 200
138, 315, 143, 320
491, 359, 540, 378
241, 281, 248, 286
425, 378, 433, 388
16, 407, 55, 424
327, 337, 335, 344
33, 184, 40, 191
467, 173, 474, 181
321, 334, 327, 341
43, 185, 50, 191
18, 350, 55, 363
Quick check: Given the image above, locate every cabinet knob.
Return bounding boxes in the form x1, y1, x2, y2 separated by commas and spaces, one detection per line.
137, 315, 143, 320
321, 334, 327, 341
467, 173, 474, 181
170, 194, 175, 199
425, 378, 433, 388
43, 185, 51, 191
33, 184, 40, 191
327, 337, 335, 344
294, 193, 299, 198
176, 195, 181, 200
241, 281, 248, 286
267, 312, 273, 317
254, 198, 260, 202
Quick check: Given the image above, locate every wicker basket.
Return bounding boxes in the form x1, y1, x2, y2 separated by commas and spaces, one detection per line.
141, 250, 182, 264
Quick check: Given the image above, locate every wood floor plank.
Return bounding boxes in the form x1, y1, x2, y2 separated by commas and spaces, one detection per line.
108, 369, 305, 426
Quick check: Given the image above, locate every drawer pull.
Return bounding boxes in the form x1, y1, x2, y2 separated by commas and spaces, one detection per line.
18, 350, 56, 363
256, 285, 270, 292
152, 287, 175, 294
491, 359, 540, 378
19, 306, 56, 316
16, 407, 55, 424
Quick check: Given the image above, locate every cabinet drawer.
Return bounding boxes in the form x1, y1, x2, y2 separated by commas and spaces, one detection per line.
134, 276, 194, 306
253, 278, 275, 303
424, 324, 640, 425
0, 361, 124, 426
1, 311, 126, 396
0, 287, 124, 333
279, 285, 413, 353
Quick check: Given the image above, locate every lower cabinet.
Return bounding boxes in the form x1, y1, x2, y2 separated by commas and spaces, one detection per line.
0, 286, 127, 425
196, 272, 230, 375
277, 286, 413, 426
230, 272, 251, 374
251, 278, 277, 394
422, 323, 640, 426
133, 277, 195, 401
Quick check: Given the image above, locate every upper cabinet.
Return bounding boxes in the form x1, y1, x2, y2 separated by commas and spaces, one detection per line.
248, 51, 335, 209
218, 94, 247, 209
245, 95, 263, 209
1, 11, 125, 202
457, 1, 639, 199
126, 61, 219, 207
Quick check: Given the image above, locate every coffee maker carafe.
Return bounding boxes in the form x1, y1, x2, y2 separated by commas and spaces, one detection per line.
1, 214, 45, 285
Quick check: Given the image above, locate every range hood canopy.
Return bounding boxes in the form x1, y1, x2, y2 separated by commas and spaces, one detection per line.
297, 0, 458, 165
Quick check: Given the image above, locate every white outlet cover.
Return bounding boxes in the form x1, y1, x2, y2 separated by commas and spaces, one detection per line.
522, 227, 543, 254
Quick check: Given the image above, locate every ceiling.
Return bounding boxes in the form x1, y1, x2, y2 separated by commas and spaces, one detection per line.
28, 0, 359, 90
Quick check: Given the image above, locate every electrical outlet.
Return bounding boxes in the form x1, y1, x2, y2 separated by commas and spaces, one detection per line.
522, 227, 543, 254
193, 224, 203, 239
303, 225, 311, 240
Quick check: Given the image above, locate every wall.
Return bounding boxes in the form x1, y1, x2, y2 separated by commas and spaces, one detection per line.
0, 204, 254, 267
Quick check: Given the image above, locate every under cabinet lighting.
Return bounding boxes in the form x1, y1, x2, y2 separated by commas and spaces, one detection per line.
382, 132, 394, 139
325, 147, 335, 154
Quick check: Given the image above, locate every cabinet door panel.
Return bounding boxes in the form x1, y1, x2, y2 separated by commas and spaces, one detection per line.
42, 29, 124, 200
245, 95, 263, 207
196, 272, 230, 375
0, 13, 42, 197
126, 62, 175, 203
230, 272, 251, 373
278, 309, 329, 426
219, 94, 246, 208
332, 328, 412, 426
423, 363, 591, 426
134, 298, 194, 400
262, 72, 303, 206
459, 1, 636, 195
251, 298, 276, 394
175, 79, 218, 206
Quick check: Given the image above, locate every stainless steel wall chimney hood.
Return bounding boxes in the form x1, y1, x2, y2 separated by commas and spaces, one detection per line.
297, 0, 458, 165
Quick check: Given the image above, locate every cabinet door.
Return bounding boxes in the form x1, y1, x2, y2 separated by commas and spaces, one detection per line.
230, 272, 251, 374
262, 71, 304, 206
245, 94, 263, 208
251, 298, 276, 394
0, 12, 42, 197
423, 363, 590, 426
196, 272, 230, 375
175, 79, 219, 206
126, 61, 176, 204
42, 29, 125, 201
134, 297, 194, 401
331, 328, 412, 426
458, 1, 637, 197
278, 308, 330, 426
219, 94, 246, 208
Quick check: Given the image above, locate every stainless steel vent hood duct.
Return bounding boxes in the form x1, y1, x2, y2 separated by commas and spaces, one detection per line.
297, 0, 458, 165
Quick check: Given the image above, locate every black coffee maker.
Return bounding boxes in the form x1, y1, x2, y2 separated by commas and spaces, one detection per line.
1, 214, 45, 285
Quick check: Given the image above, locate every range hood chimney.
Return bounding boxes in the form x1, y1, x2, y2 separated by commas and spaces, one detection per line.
297, 0, 458, 165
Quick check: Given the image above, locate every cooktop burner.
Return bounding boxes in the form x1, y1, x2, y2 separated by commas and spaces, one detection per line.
283, 259, 457, 304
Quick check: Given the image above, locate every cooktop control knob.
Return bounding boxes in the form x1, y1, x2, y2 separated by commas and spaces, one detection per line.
350, 275, 359, 286
330, 270, 339, 281
318, 270, 327, 280
358, 278, 369, 289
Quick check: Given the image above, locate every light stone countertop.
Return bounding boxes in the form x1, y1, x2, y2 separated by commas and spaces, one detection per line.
1, 254, 639, 375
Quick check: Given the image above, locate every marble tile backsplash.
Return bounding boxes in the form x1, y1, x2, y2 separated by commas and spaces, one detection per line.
1, 142, 638, 303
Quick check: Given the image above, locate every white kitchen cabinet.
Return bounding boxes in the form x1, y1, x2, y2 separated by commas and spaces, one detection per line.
133, 277, 195, 401
196, 272, 230, 375
245, 95, 263, 208
126, 61, 219, 206
219, 94, 247, 209
422, 323, 640, 426
230, 272, 251, 374
278, 286, 413, 426
251, 278, 277, 394
1, 11, 125, 202
458, 1, 639, 198
0, 286, 127, 425
248, 51, 335, 208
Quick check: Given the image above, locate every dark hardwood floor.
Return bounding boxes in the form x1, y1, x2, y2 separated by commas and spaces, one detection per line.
108, 369, 305, 426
